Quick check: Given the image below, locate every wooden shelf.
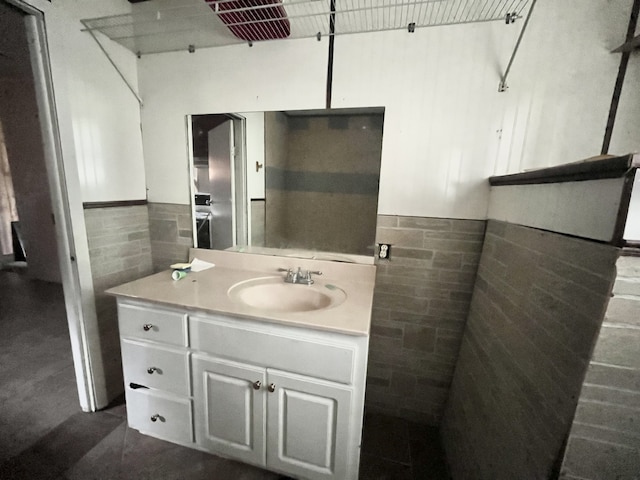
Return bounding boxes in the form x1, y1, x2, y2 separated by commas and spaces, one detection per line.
489, 154, 638, 186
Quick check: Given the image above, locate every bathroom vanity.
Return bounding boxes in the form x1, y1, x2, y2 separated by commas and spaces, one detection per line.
107, 249, 376, 480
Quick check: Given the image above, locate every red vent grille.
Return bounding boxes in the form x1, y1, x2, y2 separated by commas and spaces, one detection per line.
209, 0, 291, 41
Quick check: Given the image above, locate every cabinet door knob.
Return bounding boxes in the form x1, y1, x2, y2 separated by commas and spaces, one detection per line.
143, 324, 154, 331
252, 380, 262, 390
147, 367, 157, 374
268, 383, 276, 393
150, 414, 160, 422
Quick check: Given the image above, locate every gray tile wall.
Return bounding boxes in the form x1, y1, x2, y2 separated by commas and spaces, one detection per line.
147, 203, 193, 272
441, 220, 619, 480
369, 215, 486, 424
264, 114, 382, 256
251, 199, 265, 247
560, 254, 640, 480
84, 205, 153, 401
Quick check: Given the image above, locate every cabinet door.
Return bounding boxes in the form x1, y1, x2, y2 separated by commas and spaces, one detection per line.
192, 355, 266, 466
266, 370, 353, 480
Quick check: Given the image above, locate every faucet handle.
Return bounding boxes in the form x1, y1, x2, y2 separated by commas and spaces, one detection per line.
303, 270, 322, 285
278, 267, 295, 283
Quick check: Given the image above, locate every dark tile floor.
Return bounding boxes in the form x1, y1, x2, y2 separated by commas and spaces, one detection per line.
360, 412, 450, 480
0, 270, 450, 479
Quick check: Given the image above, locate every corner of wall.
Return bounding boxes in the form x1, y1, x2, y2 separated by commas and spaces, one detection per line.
367, 215, 486, 425
84, 204, 153, 403
147, 202, 193, 272
559, 253, 640, 480
441, 220, 620, 480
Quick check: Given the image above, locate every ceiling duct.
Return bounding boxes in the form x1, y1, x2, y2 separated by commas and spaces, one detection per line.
210, 0, 291, 41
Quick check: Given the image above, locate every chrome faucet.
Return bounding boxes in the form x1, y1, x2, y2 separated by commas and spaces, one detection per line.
278, 267, 322, 285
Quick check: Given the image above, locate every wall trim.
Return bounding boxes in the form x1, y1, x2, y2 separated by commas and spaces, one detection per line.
622, 244, 640, 256
489, 154, 638, 186
83, 199, 147, 209
488, 178, 626, 244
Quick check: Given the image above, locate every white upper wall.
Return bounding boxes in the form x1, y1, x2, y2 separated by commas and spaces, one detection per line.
497, 0, 636, 173
29, 0, 146, 202
332, 24, 516, 218
138, 0, 638, 218
333, 0, 639, 217
610, 18, 640, 155
139, 38, 327, 205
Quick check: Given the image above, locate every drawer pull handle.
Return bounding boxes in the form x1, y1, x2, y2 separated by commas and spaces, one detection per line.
150, 414, 162, 422
252, 381, 262, 390
147, 367, 158, 374
268, 383, 276, 393
143, 324, 154, 331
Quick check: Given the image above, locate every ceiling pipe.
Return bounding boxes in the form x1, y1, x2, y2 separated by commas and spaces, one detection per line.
326, 0, 336, 109
601, 0, 640, 154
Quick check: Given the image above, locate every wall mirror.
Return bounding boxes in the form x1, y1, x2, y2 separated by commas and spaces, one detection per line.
188, 107, 384, 260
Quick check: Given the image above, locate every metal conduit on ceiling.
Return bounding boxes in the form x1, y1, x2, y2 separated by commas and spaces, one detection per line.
81, 0, 534, 56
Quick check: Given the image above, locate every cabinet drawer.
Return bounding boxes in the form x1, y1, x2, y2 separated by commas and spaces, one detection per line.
190, 317, 355, 385
126, 388, 193, 445
118, 303, 187, 346
121, 340, 190, 396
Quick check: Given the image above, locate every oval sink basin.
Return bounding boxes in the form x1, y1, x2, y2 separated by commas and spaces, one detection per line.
228, 276, 346, 313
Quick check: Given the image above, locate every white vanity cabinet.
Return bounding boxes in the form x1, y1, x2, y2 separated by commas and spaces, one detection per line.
117, 302, 193, 446
116, 300, 369, 480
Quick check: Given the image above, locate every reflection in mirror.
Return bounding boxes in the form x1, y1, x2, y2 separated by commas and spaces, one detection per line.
190, 113, 247, 251
188, 108, 384, 259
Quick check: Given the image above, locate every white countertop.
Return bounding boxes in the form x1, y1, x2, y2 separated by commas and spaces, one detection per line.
106, 249, 377, 336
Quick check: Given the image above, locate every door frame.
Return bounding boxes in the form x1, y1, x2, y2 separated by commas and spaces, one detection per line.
5, 0, 101, 411
229, 113, 248, 249
187, 113, 249, 250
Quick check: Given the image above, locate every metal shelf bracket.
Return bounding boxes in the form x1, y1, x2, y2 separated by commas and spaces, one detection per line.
80, 19, 143, 107
498, 0, 538, 93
